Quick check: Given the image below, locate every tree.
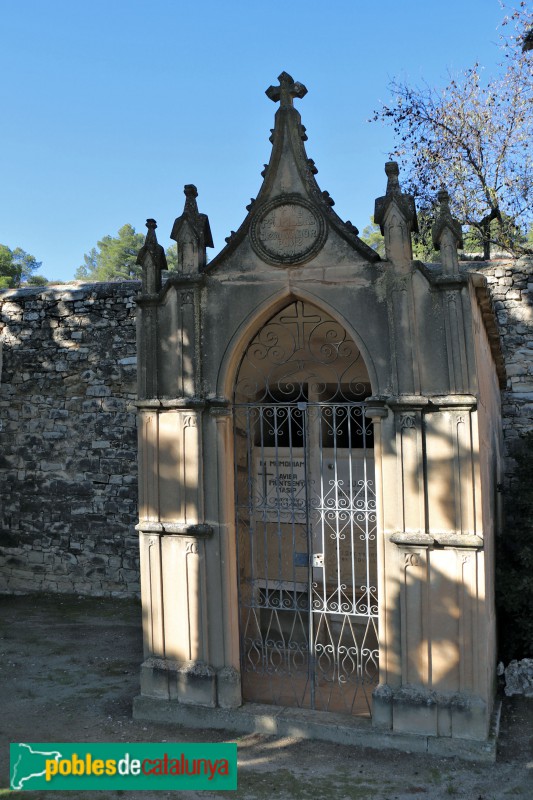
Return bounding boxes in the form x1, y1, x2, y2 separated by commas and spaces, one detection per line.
165, 243, 178, 271
372, 4, 533, 260
0, 245, 44, 289
26, 274, 49, 286
75, 224, 145, 281
360, 218, 385, 258
76, 225, 179, 281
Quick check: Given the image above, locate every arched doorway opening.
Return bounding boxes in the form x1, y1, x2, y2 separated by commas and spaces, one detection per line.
233, 300, 378, 717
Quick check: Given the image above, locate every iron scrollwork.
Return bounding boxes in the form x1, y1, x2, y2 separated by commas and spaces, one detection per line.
234, 300, 378, 717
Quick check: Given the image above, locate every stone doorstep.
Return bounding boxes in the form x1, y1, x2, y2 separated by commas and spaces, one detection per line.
132, 696, 501, 764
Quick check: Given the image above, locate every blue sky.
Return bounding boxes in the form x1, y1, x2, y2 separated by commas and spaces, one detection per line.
1, 0, 511, 282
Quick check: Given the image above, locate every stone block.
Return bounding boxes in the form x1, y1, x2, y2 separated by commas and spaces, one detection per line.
371, 683, 393, 729
86, 385, 112, 397
450, 696, 489, 740
177, 661, 217, 708
140, 658, 170, 699
436, 704, 452, 737
392, 688, 437, 737
217, 667, 242, 709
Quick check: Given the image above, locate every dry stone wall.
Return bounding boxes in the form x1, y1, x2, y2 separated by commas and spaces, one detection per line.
465, 257, 533, 481
0, 282, 139, 596
0, 258, 531, 597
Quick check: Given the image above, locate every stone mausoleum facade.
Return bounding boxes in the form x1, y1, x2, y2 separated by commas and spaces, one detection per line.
131, 73, 509, 757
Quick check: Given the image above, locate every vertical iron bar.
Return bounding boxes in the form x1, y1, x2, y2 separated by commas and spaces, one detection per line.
348, 404, 356, 612
333, 405, 341, 615
302, 402, 315, 710
318, 405, 326, 612
362, 402, 371, 620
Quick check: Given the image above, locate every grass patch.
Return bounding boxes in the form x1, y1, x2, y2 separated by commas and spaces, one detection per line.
428, 766, 442, 784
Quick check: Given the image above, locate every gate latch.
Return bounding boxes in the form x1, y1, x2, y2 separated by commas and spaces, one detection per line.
312, 553, 324, 567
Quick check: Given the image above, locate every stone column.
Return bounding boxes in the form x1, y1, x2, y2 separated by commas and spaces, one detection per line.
210, 403, 242, 709
135, 212, 218, 708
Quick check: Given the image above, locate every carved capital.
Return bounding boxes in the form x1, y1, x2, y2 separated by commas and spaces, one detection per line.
185, 539, 199, 556
400, 412, 416, 430
404, 552, 422, 568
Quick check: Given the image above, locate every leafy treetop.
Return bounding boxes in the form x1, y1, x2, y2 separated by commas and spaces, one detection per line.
372, 3, 533, 260
0, 245, 45, 289
75, 224, 178, 282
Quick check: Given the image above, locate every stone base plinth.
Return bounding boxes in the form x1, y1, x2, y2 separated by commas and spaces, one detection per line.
372, 684, 493, 742
140, 658, 216, 707
132, 696, 501, 763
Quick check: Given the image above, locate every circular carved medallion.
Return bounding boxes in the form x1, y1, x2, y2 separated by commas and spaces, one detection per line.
250, 195, 327, 266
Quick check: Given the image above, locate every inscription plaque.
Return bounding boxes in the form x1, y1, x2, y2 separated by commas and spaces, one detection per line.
253, 448, 376, 589
251, 195, 327, 266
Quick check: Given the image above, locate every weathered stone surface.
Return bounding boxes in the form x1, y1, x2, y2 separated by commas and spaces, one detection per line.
0, 281, 139, 597
504, 659, 533, 697
462, 258, 533, 483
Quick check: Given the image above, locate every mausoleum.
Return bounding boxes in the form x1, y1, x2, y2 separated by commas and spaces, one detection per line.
132, 73, 505, 759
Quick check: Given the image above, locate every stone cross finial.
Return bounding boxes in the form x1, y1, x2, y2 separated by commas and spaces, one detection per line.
266, 72, 308, 108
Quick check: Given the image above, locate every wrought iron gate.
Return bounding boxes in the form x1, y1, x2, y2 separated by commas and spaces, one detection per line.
233, 302, 379, 717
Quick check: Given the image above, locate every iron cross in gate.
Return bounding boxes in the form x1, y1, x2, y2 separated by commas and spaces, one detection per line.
279, 302, 321, 352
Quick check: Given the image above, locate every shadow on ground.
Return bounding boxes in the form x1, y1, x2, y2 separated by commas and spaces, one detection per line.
0, 594, 532, 800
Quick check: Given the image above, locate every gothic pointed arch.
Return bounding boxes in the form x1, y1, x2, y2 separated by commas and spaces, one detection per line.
232, 297, 378, 716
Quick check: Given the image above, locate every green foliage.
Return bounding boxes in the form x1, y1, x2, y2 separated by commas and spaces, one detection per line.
75, 225, 179, 282
165, 243, 178, 271
496, 432, 533, 662
0, 244, 44, 289
372, 5, 533, 260
75, 225, 145, 281
360, 218, 385, 258
26, 274, 49, 286
411, 209, 441, 262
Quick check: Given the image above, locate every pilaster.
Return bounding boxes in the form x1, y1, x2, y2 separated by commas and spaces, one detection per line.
373, 394, 491, 740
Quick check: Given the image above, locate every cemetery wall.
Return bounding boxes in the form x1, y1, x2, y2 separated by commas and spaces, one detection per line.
0, 257, 531, 596
0, 281, 139, 596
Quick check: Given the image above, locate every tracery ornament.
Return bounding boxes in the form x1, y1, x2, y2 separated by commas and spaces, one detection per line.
234, 300, 369, 403
400, 412, 416, 430
404, 552, 421, 568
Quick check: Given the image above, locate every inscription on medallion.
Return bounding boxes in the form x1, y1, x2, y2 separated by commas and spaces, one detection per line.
251, 195, 326, 265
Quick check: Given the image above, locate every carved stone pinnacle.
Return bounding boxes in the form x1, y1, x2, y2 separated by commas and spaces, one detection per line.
438, 188, 450, 208
385, 161, 401, 194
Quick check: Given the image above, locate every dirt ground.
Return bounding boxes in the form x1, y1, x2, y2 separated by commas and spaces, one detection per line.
0, 594, 531, 800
